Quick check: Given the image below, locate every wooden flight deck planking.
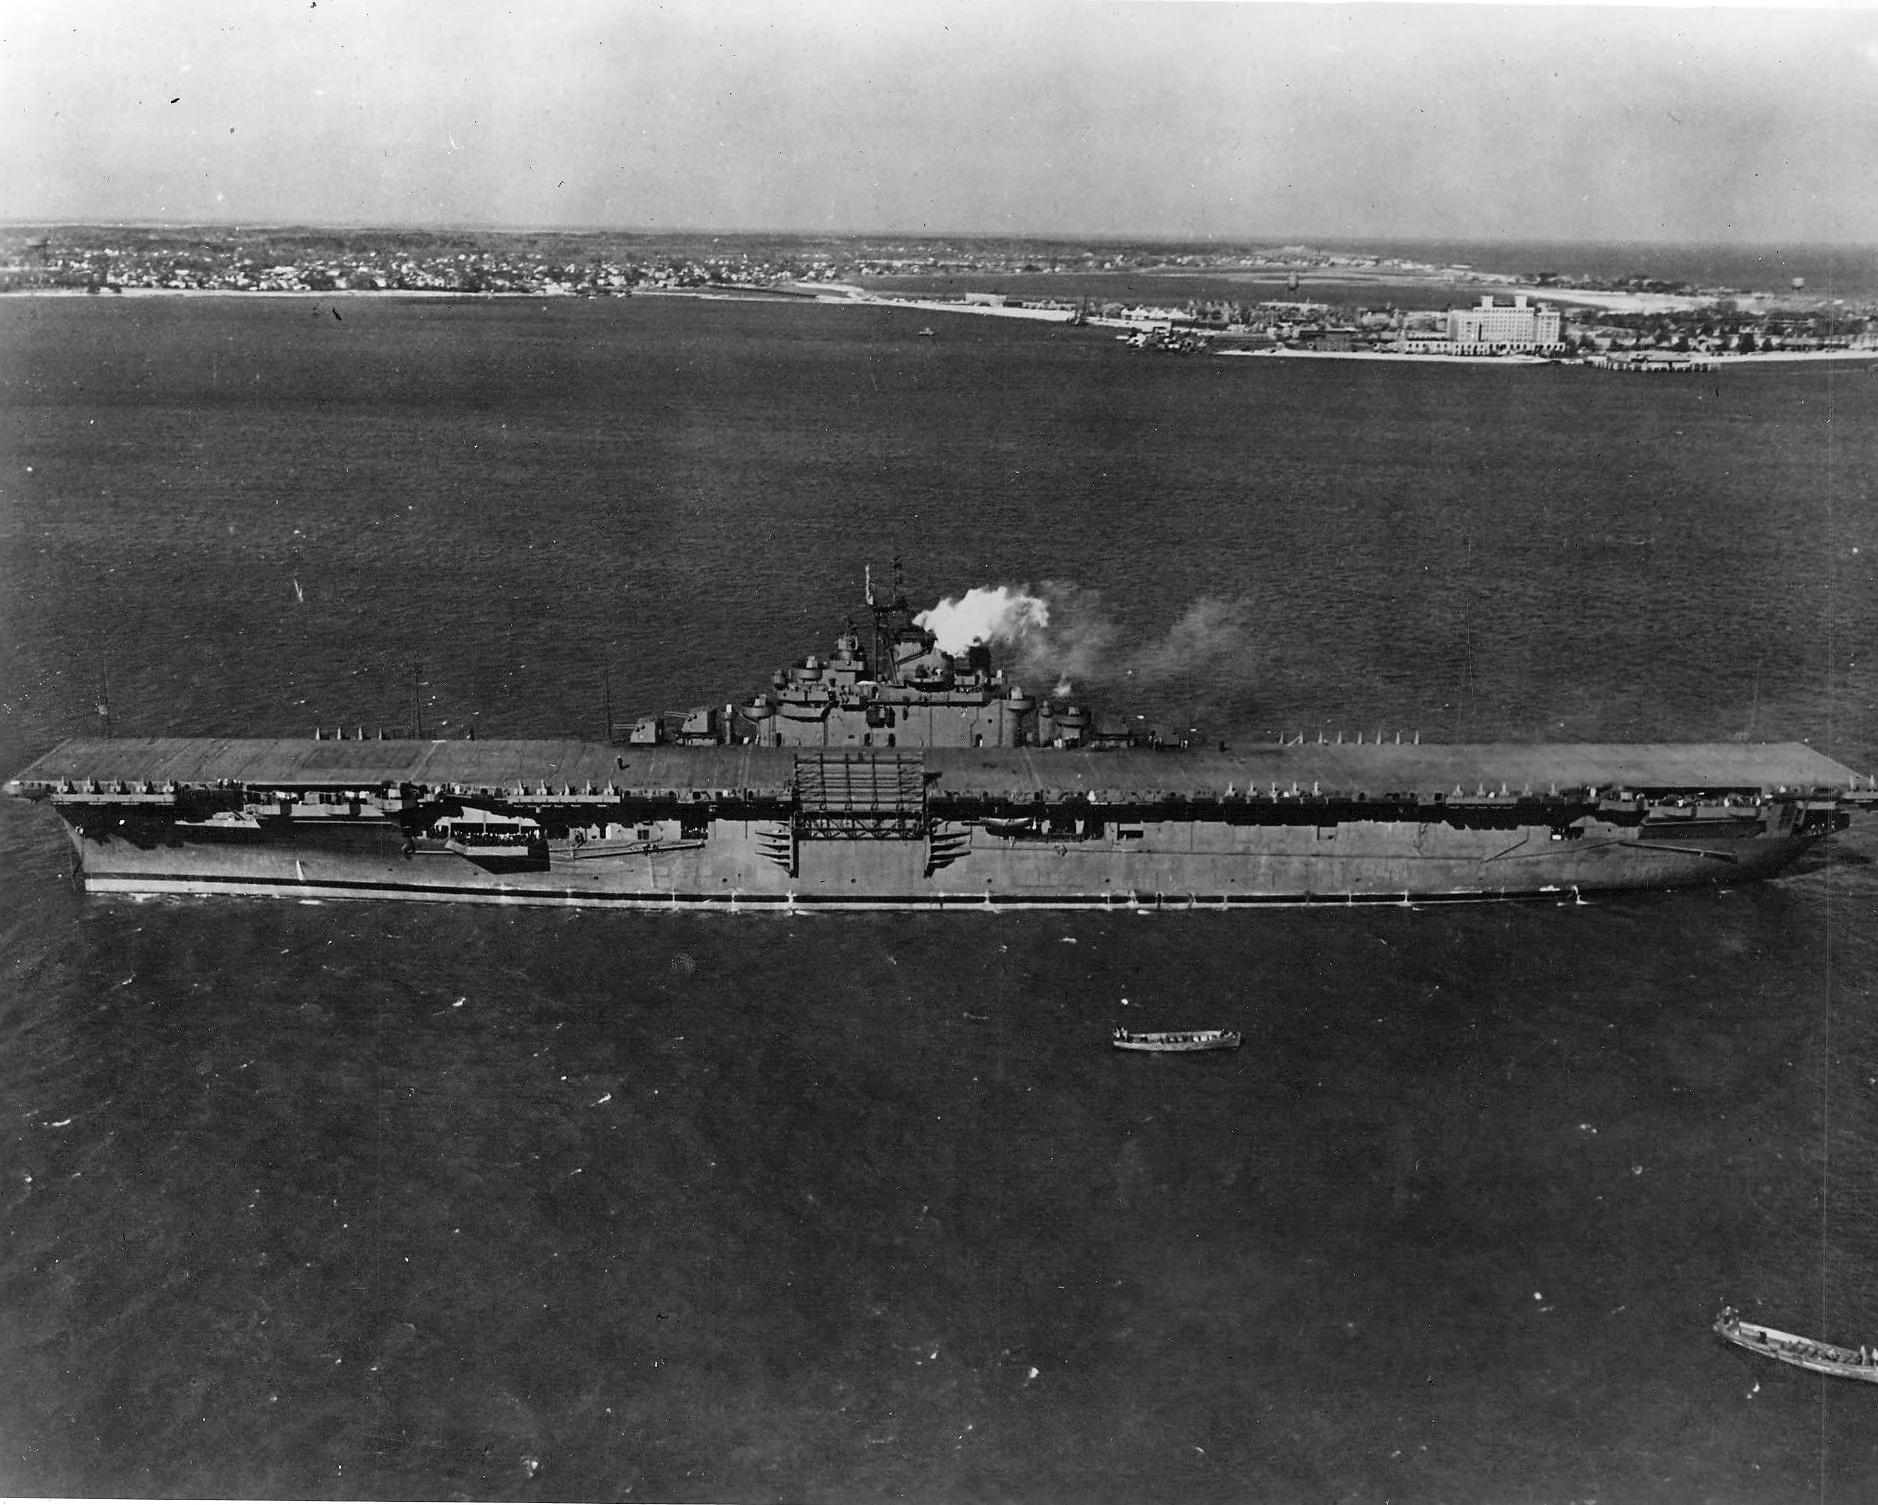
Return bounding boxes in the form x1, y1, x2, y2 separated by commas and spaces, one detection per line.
8, 736, 1868, 806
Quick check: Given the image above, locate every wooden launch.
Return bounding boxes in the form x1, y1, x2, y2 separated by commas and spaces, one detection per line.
1714, 1308, 1878, 1383
1111, 1028, 1242, 1053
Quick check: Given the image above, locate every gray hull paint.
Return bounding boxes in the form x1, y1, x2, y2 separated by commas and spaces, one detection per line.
56, 812, 1819, 909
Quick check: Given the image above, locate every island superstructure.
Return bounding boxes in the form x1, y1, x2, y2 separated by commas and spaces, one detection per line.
6, 574, 1870, 910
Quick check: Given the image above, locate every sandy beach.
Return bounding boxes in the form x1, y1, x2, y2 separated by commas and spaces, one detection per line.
1527, 286, 1715, 315
1216, 345, 1878, 368
1216, 347, 1548, 365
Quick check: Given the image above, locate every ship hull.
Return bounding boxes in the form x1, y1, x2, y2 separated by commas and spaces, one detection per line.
11, 734, 1862, 912
52, 810, 1824, 910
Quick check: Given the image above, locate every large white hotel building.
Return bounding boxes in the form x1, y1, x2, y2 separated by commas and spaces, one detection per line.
1445, 294, 1564, 353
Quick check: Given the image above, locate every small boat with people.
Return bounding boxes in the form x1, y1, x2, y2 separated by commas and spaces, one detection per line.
1111, 1027, 1242, 1053
1714, 1307, 1878, 1382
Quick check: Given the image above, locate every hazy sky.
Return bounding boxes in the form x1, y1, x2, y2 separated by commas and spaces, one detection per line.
4, 1, 1875, 243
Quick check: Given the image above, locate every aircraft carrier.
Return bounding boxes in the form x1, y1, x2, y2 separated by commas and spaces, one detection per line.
7, 571, 1871, 910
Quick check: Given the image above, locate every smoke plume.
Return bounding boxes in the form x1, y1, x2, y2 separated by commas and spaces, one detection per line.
916, 586, 1051, 655
917, 581, 1260, 714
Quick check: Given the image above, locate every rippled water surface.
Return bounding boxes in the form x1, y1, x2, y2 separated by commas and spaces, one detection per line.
2, 294, 1877, 1501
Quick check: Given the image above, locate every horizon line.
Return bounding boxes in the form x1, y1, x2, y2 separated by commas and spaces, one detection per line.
3, 220, 1876, 252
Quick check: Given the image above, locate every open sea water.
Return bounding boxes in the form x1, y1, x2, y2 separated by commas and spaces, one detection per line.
2, 293, 1877, 1502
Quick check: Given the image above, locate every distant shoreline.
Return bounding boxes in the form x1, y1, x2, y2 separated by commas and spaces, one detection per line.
0, 287, 562, 300
0, 279, 1764, 317
4, 285, 1870, 369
